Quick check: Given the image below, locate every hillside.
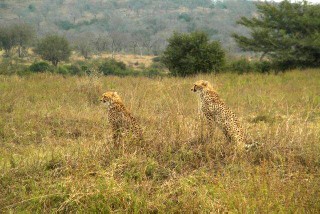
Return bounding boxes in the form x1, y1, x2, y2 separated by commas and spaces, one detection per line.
0, 0, 257, 55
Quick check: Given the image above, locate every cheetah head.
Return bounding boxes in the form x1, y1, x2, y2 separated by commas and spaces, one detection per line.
100, 91, 122, 105
191, 80, 212, 93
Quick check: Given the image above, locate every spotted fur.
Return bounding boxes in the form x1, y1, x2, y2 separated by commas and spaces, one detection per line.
192, 80, 246, 149
100, 91, 142, 142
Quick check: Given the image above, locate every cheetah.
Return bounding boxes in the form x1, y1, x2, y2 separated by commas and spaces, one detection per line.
191, 80, 246, 150
100, 91, 142, 143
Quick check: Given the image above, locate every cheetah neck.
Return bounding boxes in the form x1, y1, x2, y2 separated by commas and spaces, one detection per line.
108, 101, 126, 110
200, 89, 224, 105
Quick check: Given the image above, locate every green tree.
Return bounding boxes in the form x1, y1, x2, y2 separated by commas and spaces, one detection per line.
162, 32, 225, 76
0, 27, 15, 56
11, 23, 34, 57
233, 0, 320, 69
0, 23, 34, 57
35, 35, 71, 66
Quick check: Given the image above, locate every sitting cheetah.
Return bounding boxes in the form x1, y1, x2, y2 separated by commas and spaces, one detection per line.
100, 91, 142, 143
191, 80, 246, 150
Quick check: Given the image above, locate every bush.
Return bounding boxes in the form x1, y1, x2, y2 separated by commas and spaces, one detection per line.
142, 68, 164, 78
229, 58, 253, 74
253, 61, 272, 73
55, 20, 75, 30
64, 65, 81, 75
56, 66, 69, 75
28, 4, 36, 12
151, 57, 166, 70
178, 13, 192, 22
272, 60, 302, 71
137, 63, 146, 70
162, 32, 225, 76
64, 64, 88, 76
0, 59, 29, 75
29, 61, 51, 73
227, 59, 273, 74
150, 61, 166, 70
152, 56, 161, 62
98, 59, 127, 76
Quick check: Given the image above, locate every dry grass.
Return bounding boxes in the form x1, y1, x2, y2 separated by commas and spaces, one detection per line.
2, 50, 155, 71
0, 70, 319, 212
0, 50, 4, 62
71, 53, 155, 70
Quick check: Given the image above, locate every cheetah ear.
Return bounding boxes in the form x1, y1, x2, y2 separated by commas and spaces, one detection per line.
202, 81, 209, 87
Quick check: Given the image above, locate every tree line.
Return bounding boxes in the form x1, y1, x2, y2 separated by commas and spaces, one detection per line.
0, 0, 319, 75
0, 0, 257, 55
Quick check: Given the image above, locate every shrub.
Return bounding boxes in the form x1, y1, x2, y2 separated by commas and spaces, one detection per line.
16, 69, 32, 76
142, 68, 164, 78
65, 65, 81, 75
28, 4, 36, 12
73, 61, 92, 74
272, 60, 299, 72
178, 13, 192, 22
137, 63, 146, 70
227, 59, 273, 74
98, 59, 127, 76
152, 56, 161, 62
56, 66, 69, 75
0, 59, 28, 75
253, 61, 272, 73
151, 57, 166, 70
229, 58, 253, 74
63, 64, 88, 76
29, 61, 51, 73
55, 20, 75, 30
150, 61, 166, 70
162, 32, 225, 76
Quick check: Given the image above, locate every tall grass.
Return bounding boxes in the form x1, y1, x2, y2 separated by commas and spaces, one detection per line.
0, 70, 319, 212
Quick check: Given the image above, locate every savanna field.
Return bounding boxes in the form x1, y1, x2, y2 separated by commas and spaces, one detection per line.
0, 70, 319, 212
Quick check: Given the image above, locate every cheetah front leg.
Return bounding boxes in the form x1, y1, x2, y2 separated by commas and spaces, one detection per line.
200, 114, 215, 143
135, 126, 143, 142
112, 126, 122, 144
222, 129, 232, 144
223, 128, 246, 152
206, 120, 216, 139
205, 113, 218, 142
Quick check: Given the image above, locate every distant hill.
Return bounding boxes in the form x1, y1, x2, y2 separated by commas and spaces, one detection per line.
0, 0, 258, 55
